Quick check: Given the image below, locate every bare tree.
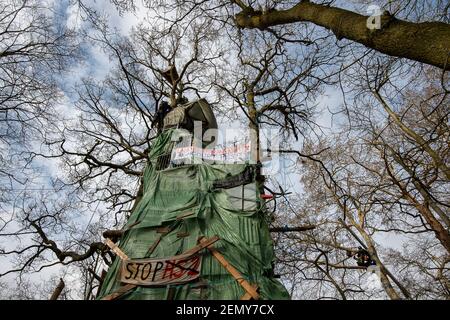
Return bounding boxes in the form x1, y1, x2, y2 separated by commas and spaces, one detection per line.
0, 2, 226, 298
0, 0, 76, 216
232, 0, 450, 70
1, 0, 448, 300
278, 56, 449, 299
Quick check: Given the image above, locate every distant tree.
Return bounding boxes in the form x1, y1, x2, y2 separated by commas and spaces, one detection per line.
1, 0, 448, 300
0, 2, 227, 298
0, 0, 75, 214
280, 60, 449, 299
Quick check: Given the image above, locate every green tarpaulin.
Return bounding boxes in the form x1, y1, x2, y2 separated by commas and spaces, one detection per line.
97, 129, 289, 300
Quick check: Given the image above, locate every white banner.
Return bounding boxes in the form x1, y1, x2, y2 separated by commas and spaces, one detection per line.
120, 253, 202, 286
171, 142, 251, 164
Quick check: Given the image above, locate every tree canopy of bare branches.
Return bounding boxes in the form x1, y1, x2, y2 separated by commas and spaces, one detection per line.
0, 0, 448, 300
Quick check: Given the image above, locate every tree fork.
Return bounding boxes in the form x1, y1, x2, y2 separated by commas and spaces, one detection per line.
234, 1, 450, 70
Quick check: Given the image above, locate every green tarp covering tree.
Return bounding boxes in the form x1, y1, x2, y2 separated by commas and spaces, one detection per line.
97, 100, 289, 300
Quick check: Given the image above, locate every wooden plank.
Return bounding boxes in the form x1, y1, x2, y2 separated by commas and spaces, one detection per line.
149, 225, 176, 255
183, 236, 220, 256
241, 292, 252, 300
240, 284, 259, 300
147, 234, 162, 255
101, 284, 136, 300
157, 227, 171, 234
177, 231, 190, 238
176, 211, 195, 220
199, 237, 259, 300
104, 238, 129, 261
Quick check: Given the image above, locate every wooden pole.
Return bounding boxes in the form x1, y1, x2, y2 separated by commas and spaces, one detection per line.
49, 278, 65, 300
199, 237, 259, 300
104, 238, 129, 260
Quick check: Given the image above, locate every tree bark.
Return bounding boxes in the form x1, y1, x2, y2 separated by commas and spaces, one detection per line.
49, 278, 65, 300
234, 1, 450, 70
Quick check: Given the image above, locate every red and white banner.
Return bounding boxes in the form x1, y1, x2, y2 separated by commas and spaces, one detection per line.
171, 142, 252, 164
120, 253, 202, 286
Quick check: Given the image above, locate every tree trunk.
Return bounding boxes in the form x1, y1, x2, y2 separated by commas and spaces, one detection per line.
382, 152, 450, 253
246, 86, 260, 165
404, 191, 450, 253
235, 1, 450, 70
326, 183, 406, 299
49, 278, 65, 300
336, 201, 405, 299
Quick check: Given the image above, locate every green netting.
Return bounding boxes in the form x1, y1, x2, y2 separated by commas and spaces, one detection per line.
97, 129, 290, 300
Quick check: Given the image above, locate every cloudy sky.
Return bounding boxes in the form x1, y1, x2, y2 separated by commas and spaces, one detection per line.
3, 0, 398, 299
